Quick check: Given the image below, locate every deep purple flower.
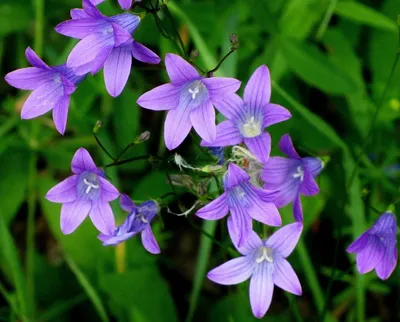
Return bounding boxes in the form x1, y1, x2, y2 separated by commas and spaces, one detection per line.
209, 147, 225, 165
98, 194, 160, 254
46, 148, 119, 235
56, 0, 160, 97
201, 65, 291, 164
136, 54, 241, 150
347, 212, 397, 280
196, 163, 281, 246
4, 47, 85, 134
208, 222, 303, 318
261, 134, 323, 222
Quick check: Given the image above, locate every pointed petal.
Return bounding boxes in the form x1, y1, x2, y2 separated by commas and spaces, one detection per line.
99, 177, 119, 202
118, 0, 133, 10
227, 216, 262, 255
137, 84, 180, 111
109, 13, 140, 34
213, 93, 245, 120
375, 244, 398, 280
141, 226, 161, 254
196, 193, 228, 220
244, 132, 271, 164
131, 41, 161, 64
278, 134, 301, 159
70, 9, 89, 19
111, 22, 132, 47
52, 95, 70, 135
5, 68, 54, 90
346, 232, 369, 253
273, 257, 302, 295
101, 232, 136, 246
356, 236, 385, 274
82, 0, 103, 18
228, 195, 253, 247
261, 157, 299, 191
55, 18, 109, 39
60, 199, 91, 234
71, 148, 97, 174
190, 100, 216, 143
250, 262, 274, 319
164, 107, 192, 150
25, 47, 49, 69
165, 53, 199, 85
266, 222, 303, 257
207, 256, 254, 285
270, 178, 300, 208
89, 201, 116, 235
120, 194, 135, 212
223, 163, 250, 190
200, 120, 242, 147
21, 82, 64, 119
263, 103, 291, 127
46, 175, 78, 203
303, 157, 324, 178
202, 77, 241, 102
371, 212, 397, 236
299, 171, 319, 196
293, 194, 303, 222
244, 65, 271, 109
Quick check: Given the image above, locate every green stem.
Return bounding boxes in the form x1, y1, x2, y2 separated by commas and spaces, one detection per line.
104, 155, 152, 168
94, 134, 115, 161
315, 0, 338, 40
207, 49, 236, 76
34, 0, 44, 57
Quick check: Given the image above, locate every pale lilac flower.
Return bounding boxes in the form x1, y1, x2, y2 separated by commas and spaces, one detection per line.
196, 163, 281, 246
4, 47, 85, 134
56, 0, 160, 97
347, 212, 397, 280
261, 134, 323, 222
201, 65, 291, 164
137, 54, 241, 150
98, 194, 160, 254
208, 222, 303, 318
46, 148, 119, 235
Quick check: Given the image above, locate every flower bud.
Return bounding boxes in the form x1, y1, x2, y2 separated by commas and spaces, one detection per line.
229, 33, 239, 49
93, 120, 103, 134
135, 130, 151, 144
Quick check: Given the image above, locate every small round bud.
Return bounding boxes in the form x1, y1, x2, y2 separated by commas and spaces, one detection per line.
190, 49, 199, 62
93, 121, 103, 134
135, 130, 151, 144
229, 33, 239, 49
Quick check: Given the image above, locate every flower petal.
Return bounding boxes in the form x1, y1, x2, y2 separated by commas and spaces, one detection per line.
98, 177, 119, 202
165, 53, 199, 85
261, 157, 299, 191
228, 194, 253, 247
118, 0, 132, 10
263, 103, 291, 128
52, 95, 70, 135
244, 132, 271, 164
269, 178, 300, 208
249, 262, 274, 319
244, 65, 271, 109
266, 222, 303, 258
273, 257, 302, 295
213, 93, 244, 120
70, 9, 89, 19
195, 193, 229, 220
200, 120, 242, 147
111, 22, 132, 47
207, 256, 254, 285
223, 163, 250, 190
131, 41, 161, 64
293, 194, 303, 222
278, 134, 301, 159
356, 236, 385, 274
101, 232, 136, 246
346, 232, 369, 253
303, 157, 324, 178
120, 194, 135, 212
60, 199, 91, 234
190, 100, 216, 143
55, 18, 109, 39
141, 226, 161, 254
5, 67, 54, 90
299, 170, 319, 196
227, 216, 262, 255
164, 106, 192, 150
25, 47, 50, 69
89, 201, 116, 235
375, 244, 398, 280
82, 0, 103, 18
109, 13, 140, 34
71, 148, 98, 174
46, 175, 78, 203
202, 77, 241, 102
137, 84, 180, 111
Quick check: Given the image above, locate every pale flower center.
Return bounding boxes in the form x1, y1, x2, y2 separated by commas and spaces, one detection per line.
188, 80, 204, 100
255, 247, 274, 264
292, 166, 304, 181
137, 213, 149, 224
83, 178, 100, 194
241, 116, 262, 138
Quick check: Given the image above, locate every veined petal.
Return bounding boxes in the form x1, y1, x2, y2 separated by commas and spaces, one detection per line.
228, 193, 253, 247
89, 201, 116, 235
213, 93, 244, 120
347, 232, 369, 253
71, 148, 98, 174
141, 226, 161, 254
21, 82, 64, 119
52, 95, 71, 135
293, 194, 303, 222
101, 231, 136, 246
82, 0, 103, 18
244, 132, 271, 164
137, 84, 180, 111
195, 193, 228, 220
25, 47, 50, 69
55, 18, 110, 39
46, 175, 78, 203
104, 45, 132, 97
111, 22, 132, 47
131, 41, 161, 64
356, 236, 384, 274
207, 256, 254, 285
244, 65, 271, 109
120, 194, 135, 212
61, 199, 91, 234
299, 170, 319, 196
165, 53, 199, 85
223, 163, 250, 190
202, 77, 241, 102
269, 178, 300, 208
249, 262, 274, 319
98, 177, 119, 202
227, 217, 262, 255
303, 157, 324, 178
278, 134, 301, 160
5, 67, 54, 90
118, 0, 133, 10
263, 104, 291, 128
190, 100, 216, 143
266, 222, 303, 258
200, 120, 242, 147
164, 106, 192, 150
261, 157, 299, 191
273, 256, 302, 295
70, 9, 89, 19
109, 13, 140, 34
376, 244, 398, 280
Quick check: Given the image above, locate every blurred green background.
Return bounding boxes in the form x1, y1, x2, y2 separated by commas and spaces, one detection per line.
0, 0, 400, 321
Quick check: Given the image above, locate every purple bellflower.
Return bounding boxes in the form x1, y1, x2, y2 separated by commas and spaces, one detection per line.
136, 54, 241, 150
196, 163, 281, 246
208, 222, 303, 318
45, 148, 120, 235
4, 47, 85, 134
90, 0, 133, 10
98, 194, 160, 254
261, 134, 323, 222
56, 0, 160, 97
347, 212, 398, 280
201, 65, 291, 164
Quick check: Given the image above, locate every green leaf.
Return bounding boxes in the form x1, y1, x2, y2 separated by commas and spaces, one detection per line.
132, 171, 174, 200
335, 2, 397, 32
0, 1, 31, 37
280, 39, 358, 94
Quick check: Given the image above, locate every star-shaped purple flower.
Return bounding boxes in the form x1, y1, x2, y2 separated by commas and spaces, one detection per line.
98, 194, 160, 254
261, 134, 323, 222
196, 163, 281, 246
4, 47, 85, 134
208, 222, 303, 319
46, 148, 120, 235
347, 212, 397, 280
56, 0, 160, 97
136, 54, 241, 150
201, 65, 291, 164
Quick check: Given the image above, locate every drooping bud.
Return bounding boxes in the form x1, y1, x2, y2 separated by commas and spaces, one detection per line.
229, 33, 239, 50
93, 120, 103, 134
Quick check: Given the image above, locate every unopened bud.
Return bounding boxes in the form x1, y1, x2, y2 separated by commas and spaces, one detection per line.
197, 179, 210, 196
190, 49, 199, 62
168, 174, 195, 190
135, 130, 151, 144
93, 120, 103, 134
229, 33, 239, 49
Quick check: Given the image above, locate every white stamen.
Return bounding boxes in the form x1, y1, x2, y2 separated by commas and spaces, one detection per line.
242, 116, 262, 138
140, 216, 149, 224
188, 87, 200, 99
256, 247, 274, 264
292, 166, 304, 181
83, 178, 99, 194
